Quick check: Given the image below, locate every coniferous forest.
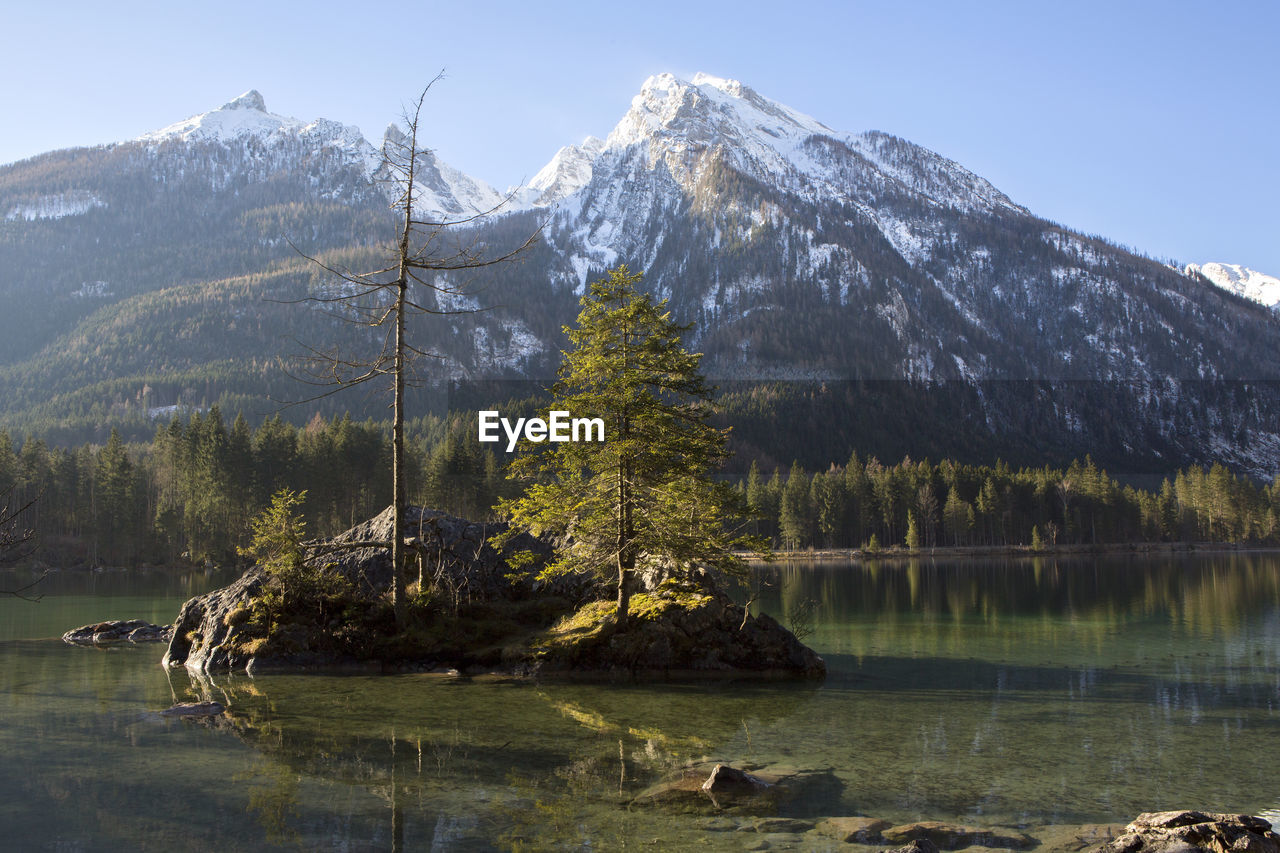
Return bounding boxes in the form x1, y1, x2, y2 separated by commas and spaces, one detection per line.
3, 405, 1277, 570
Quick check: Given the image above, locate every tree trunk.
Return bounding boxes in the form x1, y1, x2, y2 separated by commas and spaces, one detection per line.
615, 457, 635, 633
390, 152, 414, 628
391, 278, 406, 627
615, 562, 631, 632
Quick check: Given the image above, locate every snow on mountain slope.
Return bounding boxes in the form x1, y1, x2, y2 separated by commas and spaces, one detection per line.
513, 136, 604, 208
6, 190, 105, 221
139, 90, 372, 166
585, 72, 1023, 216
518, 72, 1278, 396
138, 90, 503, 220
526, 70, 1030, 299
1185, 262, 1280, 311
602, 72, 833, 178
375, 123, 505, 220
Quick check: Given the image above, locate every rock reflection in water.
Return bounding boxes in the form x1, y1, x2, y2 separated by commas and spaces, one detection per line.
165, 667, 819, 849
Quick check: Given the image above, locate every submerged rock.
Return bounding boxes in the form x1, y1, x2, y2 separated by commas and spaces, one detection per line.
160, 701, 225, 717
703, 764, 770, 796
815, 816, 892, 843
748, 817, 814, 833
631, 761, 841, 814
882, 820, 1035, 849
888, 841, 942, 853
1036, 823, 1122, 852
1095, 811, 1280, 853
62, 619, 172, 645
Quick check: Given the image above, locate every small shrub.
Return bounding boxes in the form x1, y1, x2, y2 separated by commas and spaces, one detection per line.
240, 489, 353, 629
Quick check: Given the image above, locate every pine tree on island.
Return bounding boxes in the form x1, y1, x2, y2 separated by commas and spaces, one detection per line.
497, 266, 767, 632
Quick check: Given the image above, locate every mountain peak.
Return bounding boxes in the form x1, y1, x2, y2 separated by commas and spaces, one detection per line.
136, 91, 371, 160
382, 122, 409, 147
689, 72, 745, 96
610, 71, 833, 151
138, 90, 298, 145
1186, 262, 1280, 311
220, 90, 267, 112
518, 136, 605, 206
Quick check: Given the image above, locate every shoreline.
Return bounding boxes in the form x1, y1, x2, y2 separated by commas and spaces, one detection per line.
747, 541, 1280, 561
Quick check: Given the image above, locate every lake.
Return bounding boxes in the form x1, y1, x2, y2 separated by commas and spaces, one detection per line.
2, 554, 1278, 850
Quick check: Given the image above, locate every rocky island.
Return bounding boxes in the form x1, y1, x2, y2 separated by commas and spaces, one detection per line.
161, 505, 824, 680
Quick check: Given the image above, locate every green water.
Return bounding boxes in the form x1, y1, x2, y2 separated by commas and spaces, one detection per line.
2, 555, 1279, 850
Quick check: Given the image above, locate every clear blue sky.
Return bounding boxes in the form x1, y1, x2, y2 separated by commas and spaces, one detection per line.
3, 0, 1276, 274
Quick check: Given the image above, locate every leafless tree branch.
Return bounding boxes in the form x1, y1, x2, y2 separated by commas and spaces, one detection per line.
1, 491, 41, 599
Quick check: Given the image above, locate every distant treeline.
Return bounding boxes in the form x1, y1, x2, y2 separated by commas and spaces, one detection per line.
0, 407, 514, 568
2, 409, 1278, 569
737, 454, 1280, 551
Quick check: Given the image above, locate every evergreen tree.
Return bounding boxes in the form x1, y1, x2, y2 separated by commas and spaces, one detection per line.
905, 511, 921, 550
813, 468, 847, 547
843, 451, 872, 544
943, 486, 974, 546
498, 266, 764, 631
95, 429, 136, 565
779, 462, 813, 549
745, 460, 768, 537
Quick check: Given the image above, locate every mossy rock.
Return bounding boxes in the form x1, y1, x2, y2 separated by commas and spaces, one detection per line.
522, 585, 825, 679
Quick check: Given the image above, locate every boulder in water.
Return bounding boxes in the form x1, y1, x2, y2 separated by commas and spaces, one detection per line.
63, 619, 172, 645
1095, 811, 1280, 853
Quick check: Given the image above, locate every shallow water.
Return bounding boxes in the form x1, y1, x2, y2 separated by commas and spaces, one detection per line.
2, 554, 1278, 850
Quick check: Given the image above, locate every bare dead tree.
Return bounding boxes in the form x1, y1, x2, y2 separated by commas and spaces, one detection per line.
1, 489, 42, 600
284, 75, 540, 627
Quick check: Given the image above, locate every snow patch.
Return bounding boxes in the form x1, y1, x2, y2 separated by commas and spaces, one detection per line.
1043, 230, 1106, 266
877, 214, 932, 266
7, 191, 105, 221
72, 281, 112, 298
472, 320, 545, 370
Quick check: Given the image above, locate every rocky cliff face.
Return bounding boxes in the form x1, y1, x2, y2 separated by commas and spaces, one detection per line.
162, 566, 268, 672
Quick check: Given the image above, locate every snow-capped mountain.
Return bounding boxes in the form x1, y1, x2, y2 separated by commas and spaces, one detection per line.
1, 74, 1278, 478
508, 72, 1280, 475
138, 90, 369, 156
136, 89, 502, 220
1185, 262, 1280, 312
593, 72, 1022, 215
530, 74, 1272, 382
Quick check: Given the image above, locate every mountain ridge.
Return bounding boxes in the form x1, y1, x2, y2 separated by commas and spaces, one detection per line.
1, 74, 1277, 479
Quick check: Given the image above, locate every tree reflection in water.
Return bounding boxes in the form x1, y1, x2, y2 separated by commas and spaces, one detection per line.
163, 667, 817, 848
